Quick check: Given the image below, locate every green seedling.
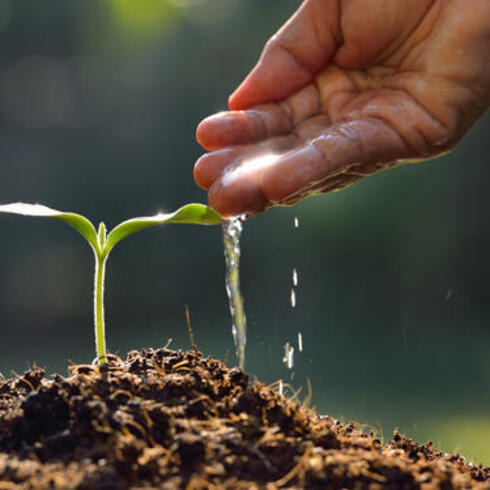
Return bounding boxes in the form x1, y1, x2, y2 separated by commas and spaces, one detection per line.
0, 202, 221, 365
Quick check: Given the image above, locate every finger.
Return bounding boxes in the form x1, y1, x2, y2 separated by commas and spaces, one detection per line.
196, 105, 291, 152
197, 84, 321, 151
194, 135, 299, 191
194, 148, 242, 190
208, 117, 412, 217
228, 0, 340, 110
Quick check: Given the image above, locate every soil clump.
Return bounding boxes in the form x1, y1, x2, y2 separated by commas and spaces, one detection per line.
0, 347, 488, 489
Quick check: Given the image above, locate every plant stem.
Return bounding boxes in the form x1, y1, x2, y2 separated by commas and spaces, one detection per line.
94, 254, 107, 365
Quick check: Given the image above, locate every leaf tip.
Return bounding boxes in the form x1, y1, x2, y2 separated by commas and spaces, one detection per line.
201, 205, 222, 225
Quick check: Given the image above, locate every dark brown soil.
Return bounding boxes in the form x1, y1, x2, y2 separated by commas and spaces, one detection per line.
0, 348, 488, 489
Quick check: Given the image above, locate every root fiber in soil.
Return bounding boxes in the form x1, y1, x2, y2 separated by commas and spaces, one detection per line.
0, 348, 488, 489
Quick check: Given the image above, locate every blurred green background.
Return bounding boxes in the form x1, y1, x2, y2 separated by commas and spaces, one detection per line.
0, 0, 488, 465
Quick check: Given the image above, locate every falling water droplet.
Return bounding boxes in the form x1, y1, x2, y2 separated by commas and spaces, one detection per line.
279, 379, 284, 396
283, 342, 295, 369
292, 268, 298, 287
298, 332, 303, 352
290, 288, 297, 308
294, 216, 299, 228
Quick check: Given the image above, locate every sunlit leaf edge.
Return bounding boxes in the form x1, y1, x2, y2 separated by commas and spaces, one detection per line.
0, 202, 99, 251
106, 203, 221, 251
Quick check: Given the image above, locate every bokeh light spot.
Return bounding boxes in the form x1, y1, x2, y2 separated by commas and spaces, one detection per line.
108, 0, 178, 36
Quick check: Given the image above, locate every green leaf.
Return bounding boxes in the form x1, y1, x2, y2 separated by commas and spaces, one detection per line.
0, 202, 99, 252
106, 203, 221, 252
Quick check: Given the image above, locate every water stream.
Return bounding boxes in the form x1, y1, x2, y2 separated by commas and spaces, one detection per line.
222, 214, 304, 373
222, 215, 247, 370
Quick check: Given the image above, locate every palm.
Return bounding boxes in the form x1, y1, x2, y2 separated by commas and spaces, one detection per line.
195, 0, 490, 216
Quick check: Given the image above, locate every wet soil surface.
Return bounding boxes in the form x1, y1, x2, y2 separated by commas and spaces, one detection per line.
0, 348, 488, 489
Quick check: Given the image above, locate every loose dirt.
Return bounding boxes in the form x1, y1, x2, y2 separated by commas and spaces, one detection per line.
0, 348, 488, 489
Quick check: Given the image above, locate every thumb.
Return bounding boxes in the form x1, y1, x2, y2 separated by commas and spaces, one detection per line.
229, 0, 339, 111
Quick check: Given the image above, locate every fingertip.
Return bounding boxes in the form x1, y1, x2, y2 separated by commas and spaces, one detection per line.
193, 148, 239, 190
198, 110, 270, 149
208, 175, 267, 218
228, 86, 248, 111
193, 155, 210, 190
195, 119, 207, 147
228, 73, 264, 111
229, 45, 314, 112
196, 114, 226, 151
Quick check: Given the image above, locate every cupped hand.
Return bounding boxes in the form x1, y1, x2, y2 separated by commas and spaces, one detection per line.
194, 0, 490, 217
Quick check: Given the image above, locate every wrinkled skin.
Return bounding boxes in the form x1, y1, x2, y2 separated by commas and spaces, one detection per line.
194, 0, 490, 217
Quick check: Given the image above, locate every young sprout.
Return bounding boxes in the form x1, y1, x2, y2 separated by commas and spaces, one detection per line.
0, 202, 221, 365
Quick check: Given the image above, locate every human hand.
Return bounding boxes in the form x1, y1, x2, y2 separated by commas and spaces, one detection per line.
194, 0, 490, 217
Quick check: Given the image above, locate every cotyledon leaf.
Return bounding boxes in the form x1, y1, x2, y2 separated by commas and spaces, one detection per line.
106, 203, 221, 252
0, 202, 99, 252
0, 201, 221, 366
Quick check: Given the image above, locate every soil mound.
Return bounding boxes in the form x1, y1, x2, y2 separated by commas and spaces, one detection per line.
0, 348, 488, 489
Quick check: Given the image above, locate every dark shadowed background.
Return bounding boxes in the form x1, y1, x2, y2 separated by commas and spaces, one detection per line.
0, 0, 488, 464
